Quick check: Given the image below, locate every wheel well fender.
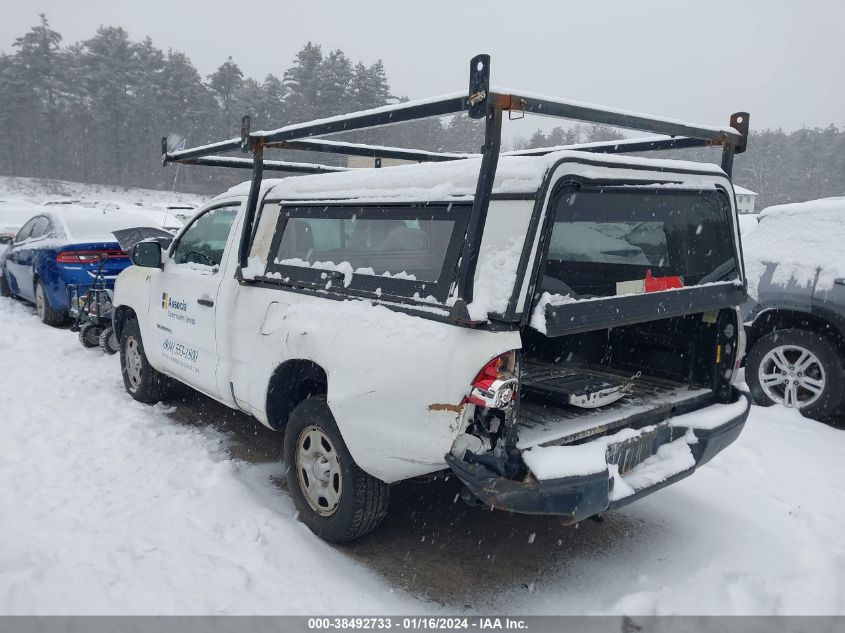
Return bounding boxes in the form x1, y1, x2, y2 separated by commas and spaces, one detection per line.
265, 359, 328, 431
748, 308, 845, 354
113, 306, 137, 341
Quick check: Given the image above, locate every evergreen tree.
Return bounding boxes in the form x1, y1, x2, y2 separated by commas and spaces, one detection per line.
319, 50, 353, 117
207, 56, 244, 130
283, 42, 323, 122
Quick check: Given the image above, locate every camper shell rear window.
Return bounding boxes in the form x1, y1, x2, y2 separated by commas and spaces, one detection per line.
263, 202, 471, 302
540, 185, 739, 300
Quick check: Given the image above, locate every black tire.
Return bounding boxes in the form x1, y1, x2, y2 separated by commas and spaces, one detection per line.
747, 328, 845, 421
78, 322, 104, 348
99, 326, 118, 355
284, 396, 389, 542
0, 269, 10, 298
119, 318, 173, 404
35, 279, 68, 327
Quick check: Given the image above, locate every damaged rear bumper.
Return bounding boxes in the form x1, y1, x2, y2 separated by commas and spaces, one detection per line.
446, 388, 750, 522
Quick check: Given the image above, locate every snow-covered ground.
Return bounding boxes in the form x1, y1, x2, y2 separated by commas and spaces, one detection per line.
0, 299, 422, 615
0, 176, 207, 209
1, 296, 843, 615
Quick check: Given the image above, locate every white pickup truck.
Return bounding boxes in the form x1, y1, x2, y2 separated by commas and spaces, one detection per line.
113, 64, 752, 542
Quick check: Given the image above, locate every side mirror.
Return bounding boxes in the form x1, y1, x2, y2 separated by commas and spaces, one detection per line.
132, 241, 163, 268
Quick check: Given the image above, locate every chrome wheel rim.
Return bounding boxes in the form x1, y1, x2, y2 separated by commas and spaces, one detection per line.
295, 425, 342, 516
758, 344, 826, 409
124, 336, 143, 389
35, 284, 45, 320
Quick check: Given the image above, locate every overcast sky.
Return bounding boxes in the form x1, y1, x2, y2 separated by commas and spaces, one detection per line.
2, 0, 843, 138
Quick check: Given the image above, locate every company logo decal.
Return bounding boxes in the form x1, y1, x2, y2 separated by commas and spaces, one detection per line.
160, 291, 195, 324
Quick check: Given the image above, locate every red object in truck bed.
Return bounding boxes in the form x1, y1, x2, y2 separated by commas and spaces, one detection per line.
644, 269, 684, 292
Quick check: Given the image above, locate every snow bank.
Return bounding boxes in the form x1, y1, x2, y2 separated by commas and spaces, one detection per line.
743, 197, 845, 298
0, 300, 426, 615
0, 175, 206, 209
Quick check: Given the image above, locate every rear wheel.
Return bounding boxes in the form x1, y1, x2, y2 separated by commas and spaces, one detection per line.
747, 328, 844, 420
78, 322, 104, 348
284, 397, 389, 542
0, 269, 10, 297
35, 280, 68, 327
119, 318, 173, 403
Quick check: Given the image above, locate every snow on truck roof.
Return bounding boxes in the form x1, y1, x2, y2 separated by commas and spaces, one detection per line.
225, 149, 727, 203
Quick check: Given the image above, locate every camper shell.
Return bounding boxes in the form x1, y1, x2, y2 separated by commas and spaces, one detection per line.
113, 54, 752, 541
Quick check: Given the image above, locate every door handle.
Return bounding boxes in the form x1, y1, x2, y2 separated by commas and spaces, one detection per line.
197, 298, 214, 307
834, 278, 845, 286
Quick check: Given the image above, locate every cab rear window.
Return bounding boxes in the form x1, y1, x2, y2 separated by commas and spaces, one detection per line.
264, 203, 470, 302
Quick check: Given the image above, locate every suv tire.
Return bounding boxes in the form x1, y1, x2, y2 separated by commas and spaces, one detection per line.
35, 279, 68, 326
119, 318, 173, 403
747, 328, 844, 420
284, 396, 389, 542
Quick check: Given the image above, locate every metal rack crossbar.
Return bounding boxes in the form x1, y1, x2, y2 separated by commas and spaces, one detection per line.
161, 53, 749, 312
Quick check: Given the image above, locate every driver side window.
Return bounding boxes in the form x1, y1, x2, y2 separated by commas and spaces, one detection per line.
171, 205, 239, 273
14, 218, 38, 243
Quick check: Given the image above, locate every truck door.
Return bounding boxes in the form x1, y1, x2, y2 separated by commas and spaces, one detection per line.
148, 203, 241, 398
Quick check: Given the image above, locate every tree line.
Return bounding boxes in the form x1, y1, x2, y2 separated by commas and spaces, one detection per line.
511, 124, 845, 209
0, 16, 842, 207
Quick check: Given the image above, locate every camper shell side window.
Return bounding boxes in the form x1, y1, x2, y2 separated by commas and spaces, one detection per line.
263, 202, 471, 303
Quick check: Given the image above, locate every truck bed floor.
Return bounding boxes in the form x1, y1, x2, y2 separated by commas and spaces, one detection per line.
517, 361, 713, 449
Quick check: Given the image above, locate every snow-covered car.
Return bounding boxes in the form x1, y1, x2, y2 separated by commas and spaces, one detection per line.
112, 65, 751, 542
742, 197, 845, 420
0, 207, 163, 326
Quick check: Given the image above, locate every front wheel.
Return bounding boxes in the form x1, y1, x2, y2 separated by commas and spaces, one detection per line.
284, 397, 389, 542
747, 328, 844, 420
119, 318, 173, 403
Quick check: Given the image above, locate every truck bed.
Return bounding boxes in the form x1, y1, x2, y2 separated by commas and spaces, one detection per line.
517, 361, 713, 449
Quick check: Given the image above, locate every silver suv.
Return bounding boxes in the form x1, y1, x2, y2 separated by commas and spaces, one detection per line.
742, 197, 845, 421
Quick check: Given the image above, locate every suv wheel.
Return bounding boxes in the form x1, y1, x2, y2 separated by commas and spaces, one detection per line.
284, 396, 388, 542
747, 328, 844, 420
119, 318, 173, 403
35, 280, 68, 326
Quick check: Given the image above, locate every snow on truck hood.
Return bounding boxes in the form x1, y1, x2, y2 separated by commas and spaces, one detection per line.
225, 150, 727, 203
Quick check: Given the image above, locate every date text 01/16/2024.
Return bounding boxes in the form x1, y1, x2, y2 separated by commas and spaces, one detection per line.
307, 617, 528, 630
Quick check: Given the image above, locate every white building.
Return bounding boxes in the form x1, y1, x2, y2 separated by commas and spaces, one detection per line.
734, 185, 758, 214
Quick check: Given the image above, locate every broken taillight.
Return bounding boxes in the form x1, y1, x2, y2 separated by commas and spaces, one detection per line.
466, 351, 519, 410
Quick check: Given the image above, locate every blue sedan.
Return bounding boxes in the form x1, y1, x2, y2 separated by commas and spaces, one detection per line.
0, 207, 159, 326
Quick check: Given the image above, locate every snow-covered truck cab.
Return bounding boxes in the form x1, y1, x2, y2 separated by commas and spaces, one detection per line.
113, 54, 751, 542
